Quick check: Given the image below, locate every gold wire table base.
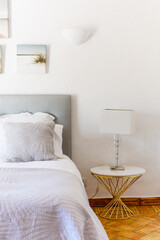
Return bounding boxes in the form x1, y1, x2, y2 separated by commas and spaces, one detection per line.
92, 173, 142, 220
99, 197, 134, 219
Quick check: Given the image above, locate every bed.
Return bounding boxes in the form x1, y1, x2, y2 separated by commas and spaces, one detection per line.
0, 95, 108, 240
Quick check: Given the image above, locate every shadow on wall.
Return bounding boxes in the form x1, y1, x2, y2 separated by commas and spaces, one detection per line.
69, 97, 160, 197
131, 113, 160, 165
72, 110, 160, 198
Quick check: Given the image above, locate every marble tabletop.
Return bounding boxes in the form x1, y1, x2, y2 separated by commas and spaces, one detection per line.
90, 165, 145, 177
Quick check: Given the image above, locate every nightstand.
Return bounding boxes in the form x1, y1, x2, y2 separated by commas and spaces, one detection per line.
90, 165, 145, 220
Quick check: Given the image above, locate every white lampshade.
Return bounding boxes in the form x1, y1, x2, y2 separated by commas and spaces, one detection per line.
62, 27, 90, 45
100, 109, 135, 135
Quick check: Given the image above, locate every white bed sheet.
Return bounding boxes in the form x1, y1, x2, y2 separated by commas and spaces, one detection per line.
0, 155, 82, 181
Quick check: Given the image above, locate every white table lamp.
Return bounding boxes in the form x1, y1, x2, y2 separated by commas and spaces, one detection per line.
101, 109, 135, 170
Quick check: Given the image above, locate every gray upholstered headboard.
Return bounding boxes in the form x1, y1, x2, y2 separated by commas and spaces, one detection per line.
0, 95, 71, 158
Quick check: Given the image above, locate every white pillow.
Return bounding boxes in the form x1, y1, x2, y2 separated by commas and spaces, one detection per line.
0, 122, 56, 162
0, 112, 63, 157
54, 124, 63, 157
0, 112, 55, 123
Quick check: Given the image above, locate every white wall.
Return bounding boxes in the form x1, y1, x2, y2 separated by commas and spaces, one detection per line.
1, 0, 160, 198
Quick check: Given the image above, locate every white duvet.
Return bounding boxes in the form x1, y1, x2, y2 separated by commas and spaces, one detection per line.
0, 156, 108, 240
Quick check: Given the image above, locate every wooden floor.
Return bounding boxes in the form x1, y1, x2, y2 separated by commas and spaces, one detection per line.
92, 205, 160, 240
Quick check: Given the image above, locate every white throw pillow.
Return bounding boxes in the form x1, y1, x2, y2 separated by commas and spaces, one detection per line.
0, 112, 55, 123
0, 122, 56, 162
0, 112, 63, 157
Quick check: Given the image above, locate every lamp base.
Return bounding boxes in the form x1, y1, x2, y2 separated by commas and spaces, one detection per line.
110, 165, 125, 171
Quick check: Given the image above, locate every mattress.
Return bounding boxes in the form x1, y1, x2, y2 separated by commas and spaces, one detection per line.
0, 156, 108, 240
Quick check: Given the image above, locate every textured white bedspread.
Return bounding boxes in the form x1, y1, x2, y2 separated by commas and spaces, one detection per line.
0, 159, 108, 240
0, 155, 82, 181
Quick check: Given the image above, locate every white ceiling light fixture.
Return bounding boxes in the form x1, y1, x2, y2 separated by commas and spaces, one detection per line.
62, 27, 90, 45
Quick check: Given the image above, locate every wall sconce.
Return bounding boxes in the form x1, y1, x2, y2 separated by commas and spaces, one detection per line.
62, 27, 90, 45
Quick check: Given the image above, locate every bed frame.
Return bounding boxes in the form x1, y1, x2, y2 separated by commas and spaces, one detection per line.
0, 95, 71, 158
